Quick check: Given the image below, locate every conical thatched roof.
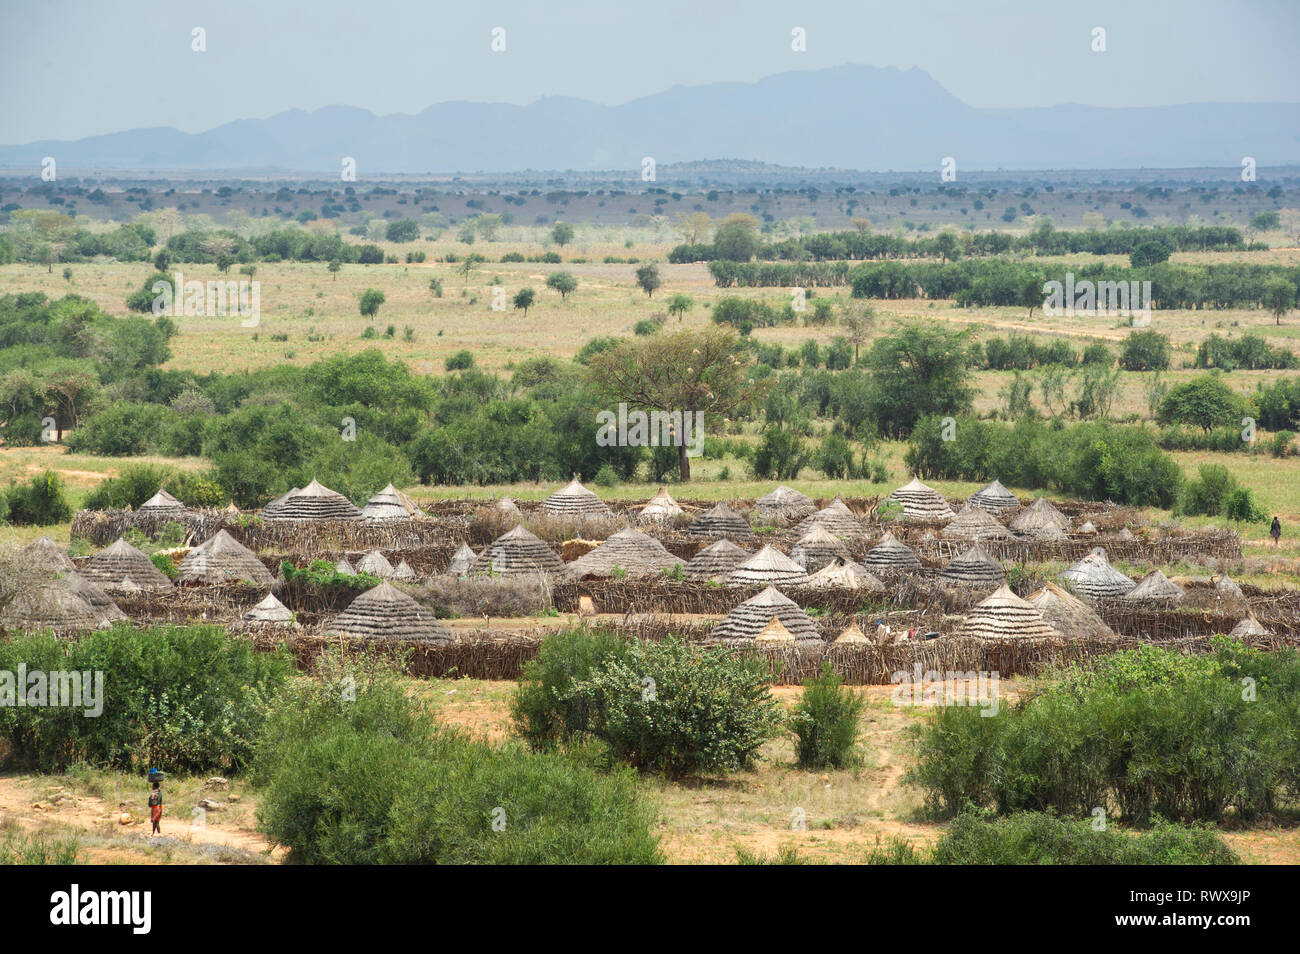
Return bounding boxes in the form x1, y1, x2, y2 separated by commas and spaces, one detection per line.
938, 544, 1006, 588
496, 496, 521, 515
64, 571, 127, 624
711, 586, 821, 644
793, 496, 869, 541
81, 538, 173, 592
540, 477, 611, 516
1077, 520, 1098, 536
1215, 574, 1245, 599
862, 532, 922, 571
801, 558, 886, 593
968, 479, 1020, 514
752, 485, 817, 522
445, 543, 476, 577
637, 487, 683, 523
361, 483, 426, 522
111, 578, 142, 597
790, 525, 853, 572
955, 586, 1060, 639
1113, 527, 1136, 542
392, 559, 417, 582
834, 621, 870, 644
1060, 547, 1135, 600
176, 530, 275, 585
941, 504, 1013, 542
1010, 497, 1071, 536
726, 545, 810, 587
223, 502, 239, 515
265, 479, 362, 522
261, 487, 300, 518
0, 576, 104, 632
329, 581, 453, 642
884, 478, 956, 522
243, 593, 296, 625
22, 536, 75, 571
1123, 569, 1185, 604
356, 550, 396, 579
1026, 583, 1115, 639
564, 528, 683, 579
469, 525, 564, 576
138, 488, 187, 517
687, 502, 753, 541
335, 557, 357, 577
1229, 615, 1272, 638
754, 615, 796, 645
685, 539, 752, 580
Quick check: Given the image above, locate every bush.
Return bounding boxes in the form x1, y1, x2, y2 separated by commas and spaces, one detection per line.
5, 471, 73, 525
82, 463, 175, 511
512, 628, 632, 749
925, 811, 1238, 865
908, 641, 1300, 823
569, 637, 782, 777
256, 653, 661, 864
1120, 330, 1172, 371
789, 663, 864, 769
0, 625, 291, 773
445, 350, 475, 371
1178, 463, 1264, 521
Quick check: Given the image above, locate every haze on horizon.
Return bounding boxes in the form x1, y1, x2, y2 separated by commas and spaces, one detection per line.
2, 0, 1297, 145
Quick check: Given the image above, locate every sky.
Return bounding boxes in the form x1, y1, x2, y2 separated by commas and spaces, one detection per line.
1, 0, 1297, 144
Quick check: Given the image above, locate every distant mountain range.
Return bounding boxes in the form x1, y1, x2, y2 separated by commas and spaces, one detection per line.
3, 65, 1297, 174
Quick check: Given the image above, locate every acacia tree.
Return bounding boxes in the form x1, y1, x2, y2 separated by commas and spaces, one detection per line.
513, 288, 536, 316
546, 272, 578, 300
587, 326, 759, 481
635, 263, 662, 298
839, 301, 875, 362
1267, 279, 1295, 326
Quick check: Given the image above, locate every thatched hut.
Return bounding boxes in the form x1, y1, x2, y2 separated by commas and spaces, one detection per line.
752, 485, 816, 523
242, 593, 297, 627
138, 488, 187, 518
792, 496, 869, 541
1123, 569, 1186, 604
265, 479, 362, 522
328, 581, 453, 642
261, 487, 301, 519
469, 525, 564, 576
955, 586, 1060, 639
883, 478, 956, 523
0, 579, 105, 633
754, 615, 796, 645
862, 531, 922, 571
725, 545, 810, 588
711, 586, 821, 645
967, 479, 1020, 514
361, 483, 426, 522
637, 487, 683, 523
686, 502, 753, 541
64, 571, 127, 625
563, 528, 683, 580
80, 538, 173, 592
1026, 582, 1115, 639
1230, 615, 1272, 638
941, 504, 1013, 542
445, 543, 476, 577
938, 544, 1006, 588
1214, 574, 1245, 600
335, 557, 357, 577
1010, 497, 1071, 537
22, 536, 76, 571
684, 539, 752, 581
392, 559, 417, 582
1060, 547, 1135, 600
540, 477, 611, 517
834, 621, 870, 644
800, 558, 886, 593
356, 550, 397, 579
176, 529, 275, 585
791, 525, 853, 573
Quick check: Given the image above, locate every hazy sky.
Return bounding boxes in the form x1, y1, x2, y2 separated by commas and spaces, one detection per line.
3, 0, 1297, 143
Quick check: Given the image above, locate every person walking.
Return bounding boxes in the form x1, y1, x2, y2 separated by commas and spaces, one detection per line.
1271, 516, 1282, 548
148, 780, 163, 835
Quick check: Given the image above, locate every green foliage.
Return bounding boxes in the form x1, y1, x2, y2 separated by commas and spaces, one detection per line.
789, 663, 864, 769
1129, 241, 1172, 267
255, 653, 660, 864
279, 559, 379, 589
5, 470, 73, 525
908, 642, 1300, 823
1157, 375, 1251, 432
753, 426, 808, 479
445, 349, 475, 371
151, 553, 177, 579
1178, 463, 1265, 521
511, 628, 633, 749
0, 828, 86, 865
1120, 330, 1172, 371
359, 288, 385, 318
82, 463, 175, 510
0, 626, 290, 773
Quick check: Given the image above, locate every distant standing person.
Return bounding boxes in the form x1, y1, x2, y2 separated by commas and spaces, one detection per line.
148, 781, 163, 834
1271, 516, 1282, 547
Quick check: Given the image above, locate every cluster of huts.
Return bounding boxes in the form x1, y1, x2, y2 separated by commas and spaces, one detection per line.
3, 475, 1272, 649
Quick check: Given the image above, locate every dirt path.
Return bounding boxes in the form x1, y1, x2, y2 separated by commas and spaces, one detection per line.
0, 775, 281, 862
